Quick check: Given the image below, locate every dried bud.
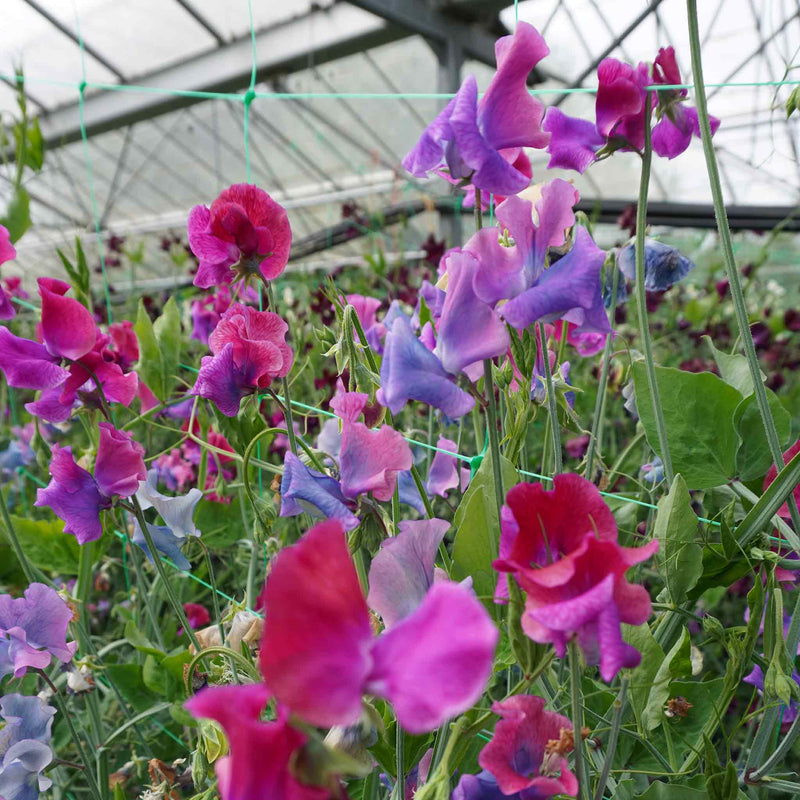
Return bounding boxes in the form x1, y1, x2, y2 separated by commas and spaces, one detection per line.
664, 696, 693, 718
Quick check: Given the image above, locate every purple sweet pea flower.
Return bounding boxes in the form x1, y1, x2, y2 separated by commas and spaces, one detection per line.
542, 107, 606, 173
617, 238, 696, 291
0, 584, 77, 678
744, 665, 800, 727
377, 315, 475, 418
0, 738, 53, 800
403, 22, 550, 195
367, 519, 450, 628
279, 452, 360, 531
435, 249, 510, 377
500, 227, 610, 335
0, 328, 69, 392
94, 422, 146, 498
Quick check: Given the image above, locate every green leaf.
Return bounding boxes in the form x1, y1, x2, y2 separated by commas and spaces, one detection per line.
704, 735, 739, 800
134, 298, 182, 401
632, 363, 742, 489
123, 620, 165, 657
637, 783, 708, 800
734, 390, 792, 480
653, 474, 702, 604
703, 335, 763, 395
24, 118, 44, 171
195, 498, 247, 549
1, 187, 31, 243
787, 85, 800, 118
57, 238, 93, 309
4, 516, 81, 575
643, 627, 692, 731
143, 654, 172, 696
104, 664, 161, 712
625, 623, 665, 731
451, 451, 517, 616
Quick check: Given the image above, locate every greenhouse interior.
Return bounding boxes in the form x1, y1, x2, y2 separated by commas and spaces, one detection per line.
0, 1, 799, 799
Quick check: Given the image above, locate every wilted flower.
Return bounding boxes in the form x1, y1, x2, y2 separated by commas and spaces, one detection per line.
617, 239, 695, 291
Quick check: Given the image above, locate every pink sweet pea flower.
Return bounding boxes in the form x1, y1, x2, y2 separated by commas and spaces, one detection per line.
108, 320, 139, 371
331, 392, 413, 502
259, 520, 498, 734
182, 602, 211, 630
0, 225, 17, 320
188, 184, 292, 289
764, 438, 800, 521
494, 475, 657, 681
0, 583, 78, 679
185, 683, 328, 800
38, 278, 97, 361
477, 694, 578, 799
192, 303, 293, 417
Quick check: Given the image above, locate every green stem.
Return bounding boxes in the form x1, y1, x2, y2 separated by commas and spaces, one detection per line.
585, 265, 620, 480
633, 92, 674, 486
127, 497, 201, 651
123, 528, 166, 650
593, 675, 628, 800
0, 487, 36, 584
686, 0, 800, 531
538, 322, 562, 475
199, 541, 239, 683
393, 723, 405, 800
569, 640, 588, 800
76, 539, 95, 638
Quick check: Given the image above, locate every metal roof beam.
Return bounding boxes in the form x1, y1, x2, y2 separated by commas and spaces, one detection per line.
34, 4, 399, 150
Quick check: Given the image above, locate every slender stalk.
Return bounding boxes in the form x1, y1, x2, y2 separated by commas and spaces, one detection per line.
126, 497, 201, 650
633, 93, 674, 486
569, 640, 588, 800
260, 274, 299, 456
124, 531, 166, 650
593, 675, 628, 800
686, 0, 800, 532
585, 265, 621, 480
0, 487, 36, 584
538, 322, 562, 475
76, 539, 95, 638
393, 723, 405, 800
474, 188, 505, 535
199, 540, 239, 684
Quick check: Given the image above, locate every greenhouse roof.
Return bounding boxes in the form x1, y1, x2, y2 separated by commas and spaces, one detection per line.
1, 0, 799, 282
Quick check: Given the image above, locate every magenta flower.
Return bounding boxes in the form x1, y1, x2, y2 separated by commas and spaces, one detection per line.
462, 149, 532, 210
38, 278, 97, 361
192, 303, 293, 416
182, 603, 210, 630
36, 426, 146, 544
403, 22, 549, 196
332, 392, 413, 502
0, 328, 69, 392
494, 475, 657, 681
108, 320, 139, 371
427, 436, 461, 497
367, 518, 451, 628
0, 225, 17, 320
188, 184, 292, 289
0, 583, 77, 679
185, 683, 327, 800
259, 520, 497, 733
764, 438, 800, 521
377, 315, 475, 418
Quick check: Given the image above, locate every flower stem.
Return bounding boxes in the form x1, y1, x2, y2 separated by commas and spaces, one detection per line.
0, 486, 36, 584
686, 0, 800, 531
393, 722, 405, 800
127, 497, 201, 651
585, 266, 620, 481
593, 675, 628, 800
634, 93, 674, 486
473, 188, 505, 535
538, 322, 562, 475
569, 640, 588, 800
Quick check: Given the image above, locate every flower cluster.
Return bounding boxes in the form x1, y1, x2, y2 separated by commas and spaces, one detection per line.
187, 519, 497, 798
494, 474, 658, 681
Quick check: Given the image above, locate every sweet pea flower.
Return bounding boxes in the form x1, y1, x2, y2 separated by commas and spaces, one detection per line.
185, 683, 328, 800
403, 22, 550, 196
377, 315, 475, 418
367, 519, 451, 628
462, 149, 533, 210
259, 520, 498, 733
192, 303, 293, 416
36, 425, 146, 544
543, 48, 719, 173
183, 603, 211, 630
435, 249, 510, 378
38, 278, 97, 361
0, 225, 17, 320
494, 475, 658, 681
108, 320, 139, 371
0, 584, 77, 678
188, 184, 292, 289
427, 437, 461, 497
279, 451, 360, 531
617, 239, 695, 291
332, 392, 412, 502
470, 694, 578, 800
551, 321, 608, 358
